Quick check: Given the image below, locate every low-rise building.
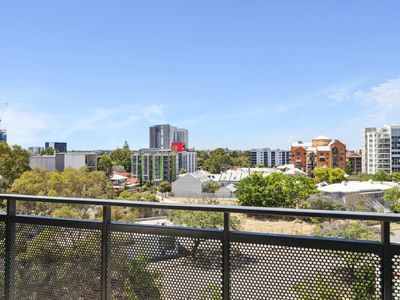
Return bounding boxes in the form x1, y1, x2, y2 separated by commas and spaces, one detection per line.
30, 152, 97, 172
291, 136, 346, 175
317, 180, 396, 207
171, 170, 216, 198
215, 183, 237, 199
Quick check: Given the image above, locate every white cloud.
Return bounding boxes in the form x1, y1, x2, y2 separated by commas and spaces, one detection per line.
2, 103, 166, 147
354, 78, 400, 109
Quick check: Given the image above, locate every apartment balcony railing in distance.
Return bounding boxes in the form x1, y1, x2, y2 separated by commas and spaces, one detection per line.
0, 194, 399, 299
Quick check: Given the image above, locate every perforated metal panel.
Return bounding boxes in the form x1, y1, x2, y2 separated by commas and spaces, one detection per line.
0, 222, 5, 299
393, 254, 400, 299
109, 231, 223, 300
230, 242, 381, 299
12, 223, 102, 300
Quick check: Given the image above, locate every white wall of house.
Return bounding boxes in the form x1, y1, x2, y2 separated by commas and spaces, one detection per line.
64, 153, 86, 169
29, 156, 56, 171
172, 174, 206, 198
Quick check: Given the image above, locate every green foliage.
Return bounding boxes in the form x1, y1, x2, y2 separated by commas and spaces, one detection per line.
236, 172, 318, 208
345, 161, 353, 174
117, 190, 157, 202
293, 222, 379, 299
179, 168, 187, 174
10, 168, 113, 217
346, 173, 375, 181
300, 194, 345, 223
98, 154, 113, 176
120, 255, 161, 300
392, 172, 400, 182
41, 147, 54, 155
313, 221, 379, 241
301, 194, 345, 211
169, 198, 240, 230
110, 147, 132, 172
203, 181, 221, 193
201, 284, 222, 300
157, 181, 172, 194
169, 198, 240, 258
255, 164, 265, 168
14, 227, 101, 299
0, 142, 31, 190
384, 186, 400, 212
314, 167, 346, 184
198, 149, 250, 173
372, 170, 391, 182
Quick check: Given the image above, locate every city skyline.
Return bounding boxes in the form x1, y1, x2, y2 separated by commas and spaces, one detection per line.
1, 1, 400, 150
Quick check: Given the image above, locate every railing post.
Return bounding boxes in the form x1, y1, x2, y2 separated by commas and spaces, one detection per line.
5, 198, 16, 300
223, 212, 230, 300
381, 221, 391, 300
101, 205, 111, 300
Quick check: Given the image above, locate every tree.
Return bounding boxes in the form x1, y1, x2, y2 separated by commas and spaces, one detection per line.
373, 170, 391, 182
10, 168, 113, 217
313, 221, 378, 240
0, 142, 31, 190
41, 147, 54, 155
293, 222, 379, 299
169, 198, 240, 257
123, 140, 130, 150
300, 194, 345, 222
98, 155, 113, 176
314, 167, 346, 184
203, 181, 221, 193
179, 168, 187, 174
115, 255, 161, 299
345, 161, 353, 175
110, 147, 132, 172
384, 187, 400, 212
391, 172, 400, 182
200, 148, 250, 173
236, 172, 318, 208
157, 181, 172, 194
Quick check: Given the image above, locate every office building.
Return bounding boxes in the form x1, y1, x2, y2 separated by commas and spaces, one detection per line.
362, 123, 400, 174
291, 136, 346, 174
30, 152, 97, 172
250, 148, 291, 167
149, 125, 189, 149
45, 142, 67, 153
28, 147, 43, 155
0, 130, 6, 143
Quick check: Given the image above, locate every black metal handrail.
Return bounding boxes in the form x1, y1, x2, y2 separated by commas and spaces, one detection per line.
1, 193, 400, 221
0, 193, 397, 300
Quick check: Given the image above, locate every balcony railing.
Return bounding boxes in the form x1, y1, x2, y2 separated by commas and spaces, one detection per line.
0, 194, 399, 299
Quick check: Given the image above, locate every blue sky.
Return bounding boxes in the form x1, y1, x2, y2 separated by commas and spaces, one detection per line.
1, 1, 400, 150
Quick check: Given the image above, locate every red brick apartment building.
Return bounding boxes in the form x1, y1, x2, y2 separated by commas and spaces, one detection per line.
291, 136, 346, 175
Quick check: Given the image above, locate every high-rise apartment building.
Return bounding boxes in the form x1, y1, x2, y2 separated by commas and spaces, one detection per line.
132, 148, 197, 184
291, 136, 346, 174
250, 148, 291, 167
149, 125, 189, 149
346, 151, 362, 174
45, 142, 67, 153
362, 123, 400, 174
